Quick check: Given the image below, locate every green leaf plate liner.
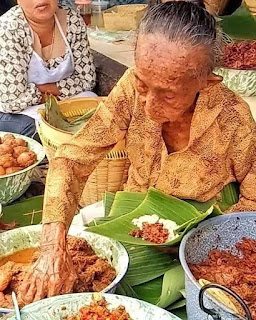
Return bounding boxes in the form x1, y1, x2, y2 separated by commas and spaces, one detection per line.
87, 187, 212, 246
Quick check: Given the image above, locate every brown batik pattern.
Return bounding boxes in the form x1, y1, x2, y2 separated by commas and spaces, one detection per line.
42, 68, 256, 228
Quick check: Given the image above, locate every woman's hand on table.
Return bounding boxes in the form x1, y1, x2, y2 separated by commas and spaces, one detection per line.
20, 222, 77, 303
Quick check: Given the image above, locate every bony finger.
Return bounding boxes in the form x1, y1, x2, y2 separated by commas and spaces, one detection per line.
20, 272, 33, 299
33, 274, 48, 302
23, 273, 38, 304
60, 273, 77, 294
48, 274, 63, 297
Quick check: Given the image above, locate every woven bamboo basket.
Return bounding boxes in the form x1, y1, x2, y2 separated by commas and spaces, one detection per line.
204, 0, 229, 15
37, 97, 130, 207
103, 4, 147, 32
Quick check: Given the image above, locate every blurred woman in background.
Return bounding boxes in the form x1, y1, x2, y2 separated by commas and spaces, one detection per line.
0, 0, 96, 137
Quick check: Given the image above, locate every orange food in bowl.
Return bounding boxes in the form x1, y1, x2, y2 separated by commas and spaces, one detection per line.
0, 166, 5, 176
0, 134, 37, 177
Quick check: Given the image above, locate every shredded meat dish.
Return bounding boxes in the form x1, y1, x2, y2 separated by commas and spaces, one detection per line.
222, 41, 256, 70
130, 222, 169, 244
0, 237, 116, 309
190, 238, 256, 319
64, 298, 131, 320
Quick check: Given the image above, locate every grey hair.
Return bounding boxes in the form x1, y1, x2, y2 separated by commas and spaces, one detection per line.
139, 1, 223, 76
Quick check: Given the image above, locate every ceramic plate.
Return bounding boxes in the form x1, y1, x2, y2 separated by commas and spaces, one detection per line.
6, 293, 181, 320
0, 225, 129, 293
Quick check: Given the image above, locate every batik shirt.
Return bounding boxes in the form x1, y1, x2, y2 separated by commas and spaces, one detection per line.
42, 68, 256, 228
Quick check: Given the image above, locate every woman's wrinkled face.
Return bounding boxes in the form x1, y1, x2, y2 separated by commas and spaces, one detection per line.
18, 0, 58, 21
135, 34, 210, 123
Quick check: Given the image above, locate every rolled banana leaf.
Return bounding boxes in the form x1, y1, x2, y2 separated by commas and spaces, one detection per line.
44, 95, 96, 133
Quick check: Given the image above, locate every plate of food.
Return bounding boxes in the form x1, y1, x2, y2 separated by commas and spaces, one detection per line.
4, 293, 181, 320
0, 132, 45, 205
0, 225, 129, 309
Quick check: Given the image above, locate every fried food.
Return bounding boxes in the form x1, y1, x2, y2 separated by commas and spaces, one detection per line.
0, 262, 16, 291
223, 41, 256, 70
2, 134, 15, 143
5, 167, 24, 175
130, 222, 169, 244
17, 151, 37, 168
13, 146, 28, 158
0, 144, 13, 156
0, 135, 37, 176
0, 155, 14, 168
14, 138, 27, 147
0, 166, 5, 175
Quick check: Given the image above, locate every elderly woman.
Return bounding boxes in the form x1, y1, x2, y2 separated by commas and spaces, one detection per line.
21, 1, 256, 302
0, 0, 96, 137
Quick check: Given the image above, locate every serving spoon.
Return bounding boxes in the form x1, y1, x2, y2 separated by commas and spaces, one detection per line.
11, 292, 21, 320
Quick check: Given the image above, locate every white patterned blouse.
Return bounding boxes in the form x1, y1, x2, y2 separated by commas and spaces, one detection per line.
0, 6, 96, 113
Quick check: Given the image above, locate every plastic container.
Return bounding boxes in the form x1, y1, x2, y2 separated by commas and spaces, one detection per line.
91, 0, 109, 28
75, 0, 92, 25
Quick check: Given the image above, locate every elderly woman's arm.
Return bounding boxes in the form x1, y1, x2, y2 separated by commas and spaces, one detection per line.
56, 11, 96, 98
228, 112, 256, 212
21, 69, 134, 303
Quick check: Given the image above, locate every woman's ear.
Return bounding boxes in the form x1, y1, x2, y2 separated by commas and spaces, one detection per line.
206, 73, 223, 88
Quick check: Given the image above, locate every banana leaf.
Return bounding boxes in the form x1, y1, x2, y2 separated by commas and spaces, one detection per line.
44, 96, 95, 133
109, 192, 146, 217
116, 279, 139, 299
219, 3, 256, 40
1, 196, 43, 227
167, 299, 186, 310
172, 308, 188, 320
87, 188, 212, 246
132, 263, 184, 308
186, 198, 216, 213
156, 263, 185, 308
103, 192, 115, 216
217, 182, 239, 212
123, 243, 177, 286
87, 216, 116, 227
179, 289, 186, 298
133, 277, 163, 305
187, 183, 239, 215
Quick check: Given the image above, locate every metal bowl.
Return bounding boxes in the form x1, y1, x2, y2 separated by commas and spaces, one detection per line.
179, 212, 256, 320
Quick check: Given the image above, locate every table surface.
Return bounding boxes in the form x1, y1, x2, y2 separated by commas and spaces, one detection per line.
89, 35, 135, 67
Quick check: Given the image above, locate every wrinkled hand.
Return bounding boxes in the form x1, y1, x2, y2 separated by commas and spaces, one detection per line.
20, 222, 77, 304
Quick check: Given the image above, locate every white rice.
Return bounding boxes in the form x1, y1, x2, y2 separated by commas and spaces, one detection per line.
132, 214, 179, 242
